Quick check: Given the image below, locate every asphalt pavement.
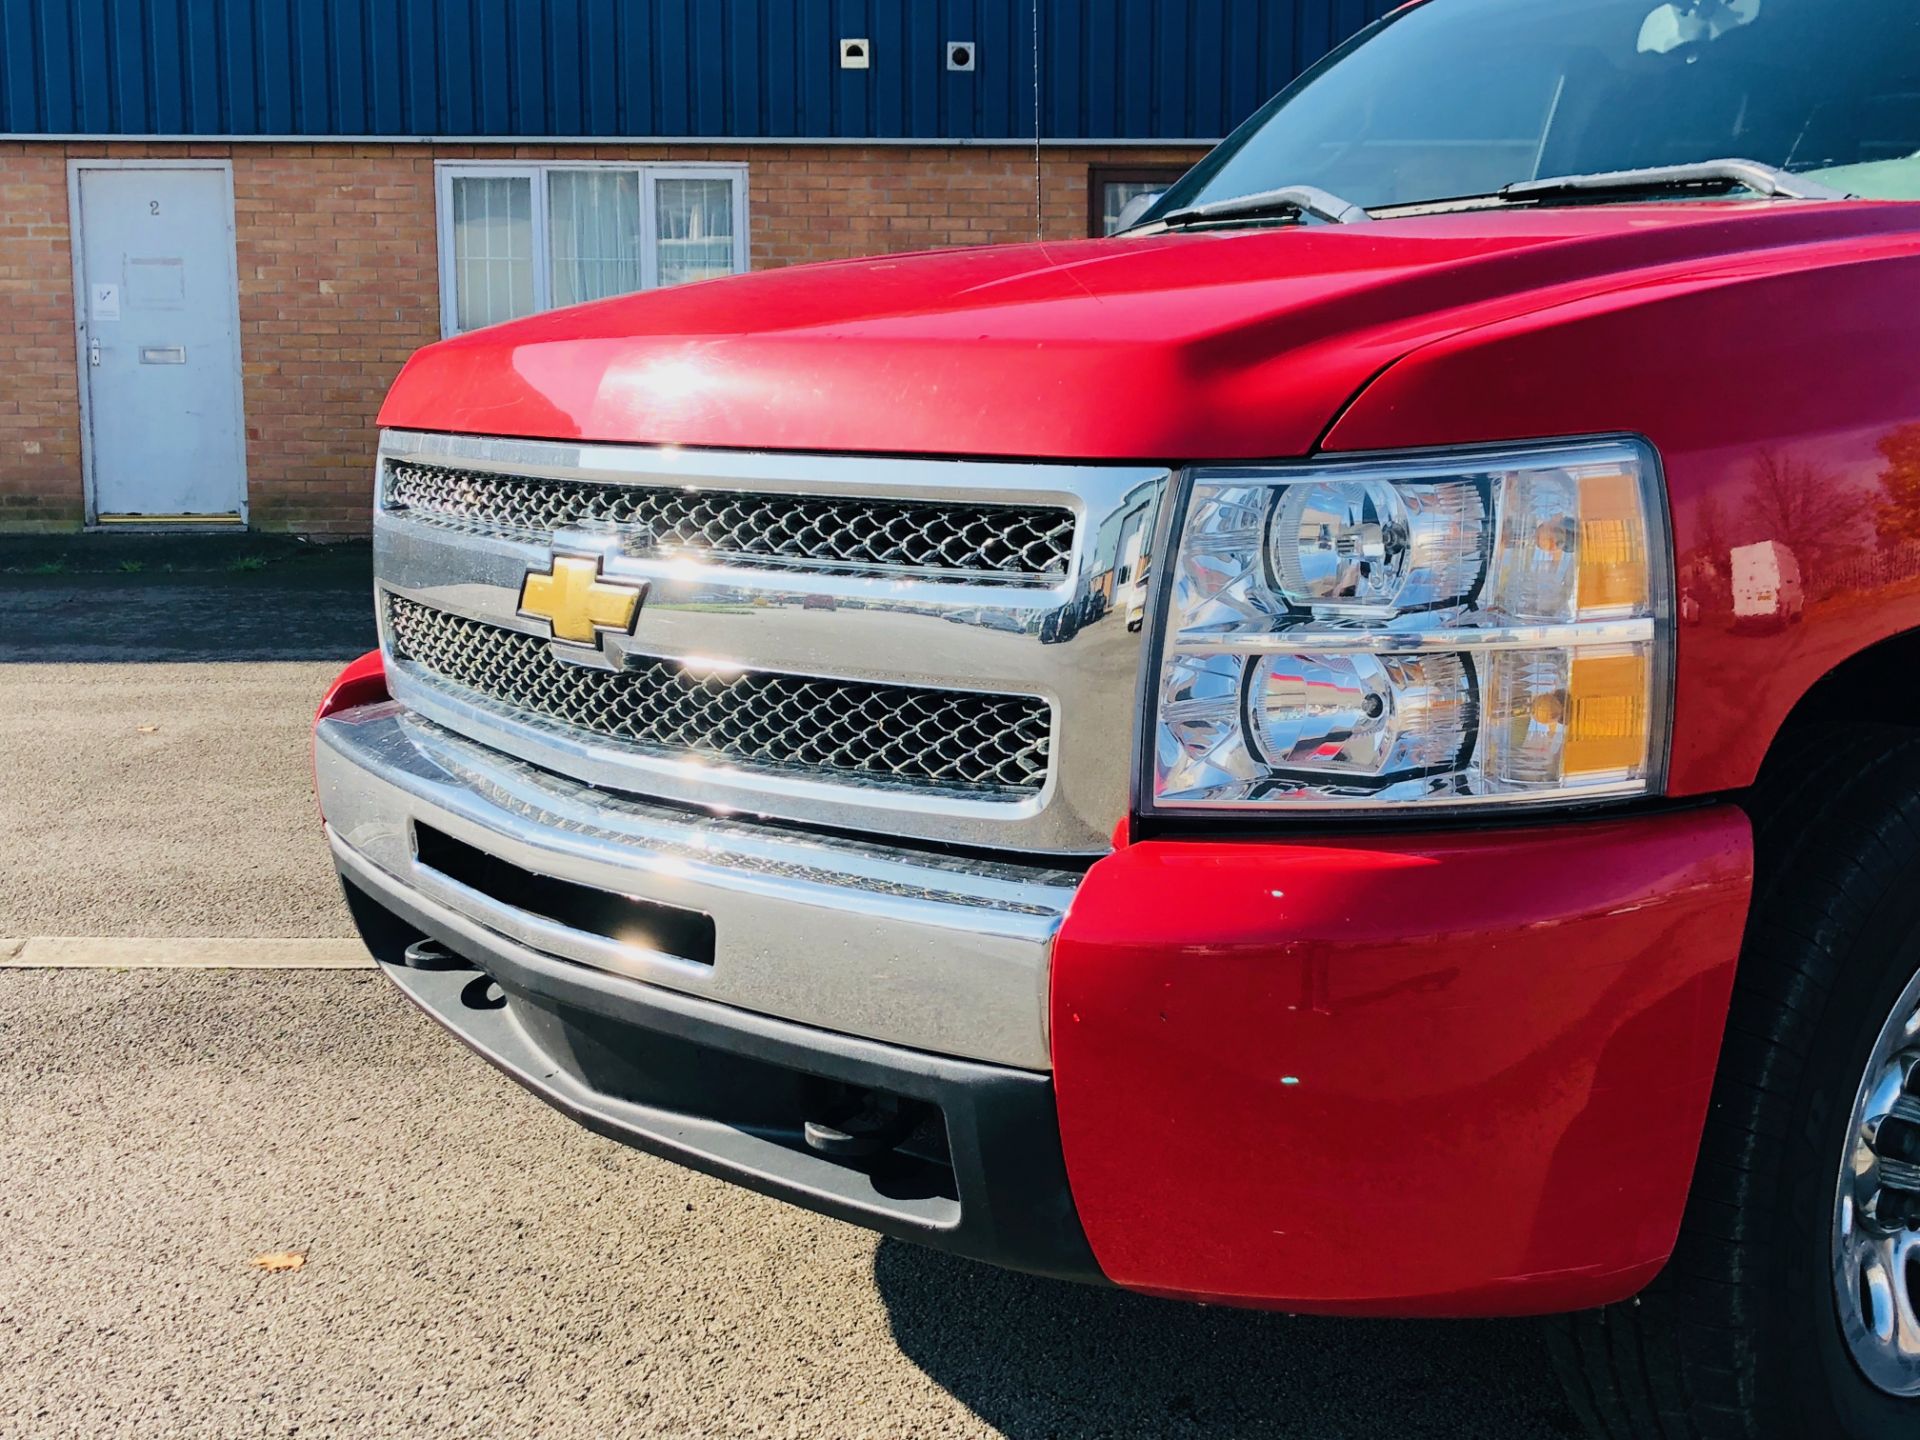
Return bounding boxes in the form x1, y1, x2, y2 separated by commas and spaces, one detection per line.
0, 541, 373, 939
0, 554, 1580, 1439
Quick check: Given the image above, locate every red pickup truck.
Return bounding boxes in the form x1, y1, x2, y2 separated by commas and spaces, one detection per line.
314, 1, 1920, 1433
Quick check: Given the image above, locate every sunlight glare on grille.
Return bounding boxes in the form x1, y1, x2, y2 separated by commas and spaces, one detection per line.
384, 461, 1075, 581
386, 596, 1051, 796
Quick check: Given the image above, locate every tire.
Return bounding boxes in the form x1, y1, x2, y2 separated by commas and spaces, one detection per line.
1547, 723, 1920, 1440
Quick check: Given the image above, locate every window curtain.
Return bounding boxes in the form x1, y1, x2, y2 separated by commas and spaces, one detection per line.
449, 175, 535, 331
655, 177, 736, 287
547, 169, 644, 307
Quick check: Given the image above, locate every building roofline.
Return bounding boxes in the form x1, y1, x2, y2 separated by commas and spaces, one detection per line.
2, 132, 1218, 149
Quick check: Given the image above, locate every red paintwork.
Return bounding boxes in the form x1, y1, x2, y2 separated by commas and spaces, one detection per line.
1319, 210, 1920, 801
375, 189, 1920, 1312
380, 203, 1912, 463
314, 650, 387, 728
1051, 807, 1755, 1315
384, 201, 1920, 797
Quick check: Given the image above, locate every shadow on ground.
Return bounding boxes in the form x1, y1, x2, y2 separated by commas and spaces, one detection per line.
0, 538, 373, 662
874, 1239, 1580, 1439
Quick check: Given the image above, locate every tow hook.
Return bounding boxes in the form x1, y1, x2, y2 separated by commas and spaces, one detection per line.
803, 1090, 915, 1159
400, 938, 467, 971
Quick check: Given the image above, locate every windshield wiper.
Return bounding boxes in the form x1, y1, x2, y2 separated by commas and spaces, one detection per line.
1143, 159, 1851, 234
1503, 159, 1852, 204
1151, 184, 1372, 231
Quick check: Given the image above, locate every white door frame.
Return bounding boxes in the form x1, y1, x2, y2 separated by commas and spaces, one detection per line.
67, 158, 250, 527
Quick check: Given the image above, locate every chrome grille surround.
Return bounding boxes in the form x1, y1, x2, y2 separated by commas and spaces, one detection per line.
375, 429, 1171, 855
386, 594, 1052, 796
384, 458, 1076, 581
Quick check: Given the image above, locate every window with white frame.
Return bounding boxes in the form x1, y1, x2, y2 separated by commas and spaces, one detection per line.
435, 162, 749, 336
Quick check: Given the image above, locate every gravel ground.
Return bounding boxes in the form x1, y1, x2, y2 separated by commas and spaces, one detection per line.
0, 554, 372, 940
0, 661, 359, 939
0, 970, 1577, 1440
0, 562, 1579, 1438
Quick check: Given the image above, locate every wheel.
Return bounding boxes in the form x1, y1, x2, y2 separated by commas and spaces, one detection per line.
1835, 964, 1920, 1399
1548, 723, 1920, 1439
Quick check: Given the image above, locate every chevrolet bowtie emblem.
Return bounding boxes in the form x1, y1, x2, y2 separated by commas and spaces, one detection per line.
518, 554, 648, 646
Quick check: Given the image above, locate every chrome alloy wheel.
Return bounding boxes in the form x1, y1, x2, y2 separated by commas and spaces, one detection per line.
1834, 965, 1920, 1397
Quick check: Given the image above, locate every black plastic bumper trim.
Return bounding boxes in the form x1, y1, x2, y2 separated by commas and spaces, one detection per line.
338, 869, 1105, 1284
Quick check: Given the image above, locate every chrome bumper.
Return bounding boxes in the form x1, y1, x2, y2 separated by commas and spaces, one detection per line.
315, 703, 1082, 1070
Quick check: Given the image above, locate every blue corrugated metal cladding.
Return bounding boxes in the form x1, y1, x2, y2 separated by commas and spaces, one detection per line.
0, 0, 1394, 140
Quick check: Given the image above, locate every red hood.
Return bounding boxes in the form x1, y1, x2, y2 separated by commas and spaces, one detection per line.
381, 202, 1907, 460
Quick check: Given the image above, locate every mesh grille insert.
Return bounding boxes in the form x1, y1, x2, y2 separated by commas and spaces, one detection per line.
386, 595, 1051, 797
384, 460, 1075, 581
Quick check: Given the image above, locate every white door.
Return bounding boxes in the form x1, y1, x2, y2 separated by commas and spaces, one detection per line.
75, 165, 247, 523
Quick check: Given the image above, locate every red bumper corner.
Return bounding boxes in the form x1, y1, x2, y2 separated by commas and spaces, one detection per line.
315, 650, 388, 729
1051, 807, 1754, 1317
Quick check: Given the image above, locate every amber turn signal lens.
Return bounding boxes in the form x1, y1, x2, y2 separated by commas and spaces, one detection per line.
1564, 649, 1652, 778
1577, 468, 1650, 618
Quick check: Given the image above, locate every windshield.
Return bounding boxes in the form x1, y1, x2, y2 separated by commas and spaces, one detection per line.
1148, 0, 1920, 219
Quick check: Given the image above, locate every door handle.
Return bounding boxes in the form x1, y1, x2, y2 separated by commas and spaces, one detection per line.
88, 340, 101, 368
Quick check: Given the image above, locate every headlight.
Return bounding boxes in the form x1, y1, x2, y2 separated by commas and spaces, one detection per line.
1148, 439, 1670, 813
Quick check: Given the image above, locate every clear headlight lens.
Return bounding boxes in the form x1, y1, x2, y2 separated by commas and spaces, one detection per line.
1247, 652, 1473, 776
1150, 440, 1669, 813
1270, 478, 1486, 614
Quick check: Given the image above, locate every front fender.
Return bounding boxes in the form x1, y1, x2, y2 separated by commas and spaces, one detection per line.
1322, 236, 1920, 799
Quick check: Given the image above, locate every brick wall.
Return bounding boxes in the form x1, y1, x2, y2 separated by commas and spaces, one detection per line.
231, 144, 442, 536
0, 139, 1204, 537
0, 146, 82, 531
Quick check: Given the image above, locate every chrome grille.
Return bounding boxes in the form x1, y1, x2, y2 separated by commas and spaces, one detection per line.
386, 595, 1051, 797
384, 460, 1076, 581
